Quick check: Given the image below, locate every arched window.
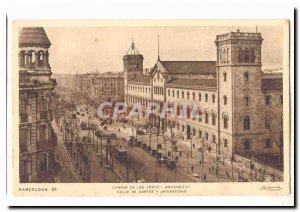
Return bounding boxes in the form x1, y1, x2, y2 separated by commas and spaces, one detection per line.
244, 96, 249, 106
182, 91, 184, 99
238, 47, 244, 63
244, 140, 251, 150
250, 48, 255, 63
212, 113, 216, 126
205, 132, 209, 141
172, 90, 175, 97
212, 134, 216, 143
198, 130, 202, 138
182, 125, 185, 132
223, 49, 226, 63
224, 138, 228, 148
223, 115, 228, 129
226, 48, 229, 63
244, 48, 249, 63
244, 72, 249, 82
223, 72, 227, 82
212, 94, 215, 103
187, 106, 191, 119
192, 128, 196, 136
205, 94, 208, 102
187, 92, 190, 99
177, 90, 179, 98
243, 115, 251, 130
192, 92, 195, 100
265, 139, 272, 148
220, 49, 223, 63
223, 95, 227, 105
205, 111, 209, 124
198, 93, 201, 101
265, 117, 271, 129
198, 110, 202, 122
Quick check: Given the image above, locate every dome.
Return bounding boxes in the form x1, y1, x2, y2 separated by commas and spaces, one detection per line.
19, 27, 51, 48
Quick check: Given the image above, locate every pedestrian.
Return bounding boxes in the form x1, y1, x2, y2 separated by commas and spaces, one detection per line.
191, 165, 194, 172
179, 151, 182, 157
203, 174, 207, 182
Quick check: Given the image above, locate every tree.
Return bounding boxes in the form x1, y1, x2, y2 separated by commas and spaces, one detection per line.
182, 150, 191, 173
126, 155, 145, 182
210, 140, 223, 182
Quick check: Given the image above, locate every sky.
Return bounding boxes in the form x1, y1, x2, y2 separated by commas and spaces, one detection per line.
45, 26, 283, 74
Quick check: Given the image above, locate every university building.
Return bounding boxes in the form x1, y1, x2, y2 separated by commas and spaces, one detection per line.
19, 27, 58, 182
124, 30, 283, 169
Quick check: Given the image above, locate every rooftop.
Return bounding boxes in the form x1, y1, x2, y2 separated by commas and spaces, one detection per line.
166, 78, 217, 89
261, 78, 283, 91
159, 61, 216, 75
19, 27, 51, 48
128, 76, 151, 85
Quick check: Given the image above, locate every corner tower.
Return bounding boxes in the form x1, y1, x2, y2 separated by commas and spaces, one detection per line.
123, 39, 144, 80
19, 27, 57, 183
215, 30, 264, 159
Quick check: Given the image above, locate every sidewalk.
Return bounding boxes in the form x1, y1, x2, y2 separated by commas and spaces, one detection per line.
52, 120, 81, 183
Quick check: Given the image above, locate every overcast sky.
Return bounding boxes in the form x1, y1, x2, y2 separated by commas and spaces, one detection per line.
45, 26, 283, 74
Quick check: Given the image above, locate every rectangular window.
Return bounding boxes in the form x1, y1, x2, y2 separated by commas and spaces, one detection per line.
244, 140, 250, 150
224, 139, 228, 148
280, 95, 283, 104
265, 96, 271, 105
244, 72, 249, 82
212, 114, 216, 126
205, 113, 209, 124
205, 94, 208, 102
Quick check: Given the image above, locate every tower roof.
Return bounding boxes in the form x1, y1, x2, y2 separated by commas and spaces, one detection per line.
19, 27, 51, 48
127, 38, 140, 55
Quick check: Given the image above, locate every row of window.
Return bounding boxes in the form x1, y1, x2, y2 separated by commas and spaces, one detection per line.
128, 85, 151, 93
168, 89, 216, 103
223, 71, 249, 82
244, 139, 273, 150
154, 86, 164, 95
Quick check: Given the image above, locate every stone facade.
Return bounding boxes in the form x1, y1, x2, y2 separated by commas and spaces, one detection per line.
93, 72, 124, 103
124, 30, 283, 170
19, 27, 58, 183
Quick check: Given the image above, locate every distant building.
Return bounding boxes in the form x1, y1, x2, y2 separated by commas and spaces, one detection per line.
124, 31, 283, 169
94, 72, 124, 103
19, 27, 58, 183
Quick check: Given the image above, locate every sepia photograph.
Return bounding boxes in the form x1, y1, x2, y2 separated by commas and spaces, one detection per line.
11, 19, 291, 197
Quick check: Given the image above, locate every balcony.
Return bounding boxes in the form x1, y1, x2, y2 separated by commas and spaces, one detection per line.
36, 136, 57, 151
39, 111, 48, 120
20, 114, 28, 123
20, 143, 28, 153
